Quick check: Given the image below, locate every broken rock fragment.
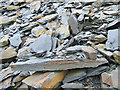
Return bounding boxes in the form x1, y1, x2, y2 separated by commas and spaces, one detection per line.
9, 34, 22, 47
82, 47, 97, 60
29, 34, 52, 53
0, 35, 9, 46
101, 66, 120, 88
113, 51, 120, 64
22, 71, 67, 88
0, 16, 17, 25
105, 29, 119, 51
10, 58, 108, 71
0, 47, 17, 63
68, 15, 80, 36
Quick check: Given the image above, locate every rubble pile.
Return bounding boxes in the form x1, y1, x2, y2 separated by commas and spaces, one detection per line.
0, 0, 120, 89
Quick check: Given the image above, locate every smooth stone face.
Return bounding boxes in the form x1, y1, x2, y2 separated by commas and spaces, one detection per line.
68, 15, 80, 36
61, 12, 70, 25
29, 34, 52, 53
105, 29, 119, 51
9, 34, 22, 47
61, 83, 83, 88
0, 16, 17, 25
31, 26, 47, 37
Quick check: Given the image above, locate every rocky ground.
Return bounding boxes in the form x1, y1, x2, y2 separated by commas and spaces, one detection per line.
0, 0, 120, 89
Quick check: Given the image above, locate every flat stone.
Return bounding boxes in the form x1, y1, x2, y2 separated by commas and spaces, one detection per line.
101, 66, 120, 88
94, 34, 107, 42
103, 11, 119, 15
105, 29, 119, 51
106, 18, 120, 30
10, 58, 108, 71
82, 47, 97, 60
79, 0, 97, 4
87, 65, 109, 77
68, 15, 80, 36
113, 51, 120, 64
9, 34, 22, 47
0, 16, 17, 25
98, 49, 113, 58
0, 35, 9, 46
31, 25, 47, 37
22, 71, 67, 88
39, 14, 58, 23
60, 12, 70, 25
61, 83, 83, 88
7, 5, 20, 10
29, 34, 52, 53
56, 25, 70, 39
63, 69, 87, 83
66, 45, 88, 53
0, 47, 17, 63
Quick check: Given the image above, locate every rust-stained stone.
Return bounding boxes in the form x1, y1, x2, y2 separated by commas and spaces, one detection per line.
0, 47, 17, 63
10, 58, 108, 71
101, 66, 119, 88
113, 51, 120, 64
22, 71, 67, 88
82, 47, 97, 60
18, 83, 28, 89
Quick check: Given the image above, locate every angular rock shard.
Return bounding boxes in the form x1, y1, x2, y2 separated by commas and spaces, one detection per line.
10, 58, 108, 71
0, 47, 17, 63
105, 29, 119, 51
22, 71, 67, 88
68, 15, 80, 36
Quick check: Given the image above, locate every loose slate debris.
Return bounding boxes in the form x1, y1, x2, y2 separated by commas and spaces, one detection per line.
0, 0, 120, 89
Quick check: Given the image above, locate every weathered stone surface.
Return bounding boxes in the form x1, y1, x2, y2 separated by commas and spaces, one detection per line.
22, 71, 67, 88
82, 47, 97, 60
97, 49, 113, 58
56, 25, 70, 39
61, 83, 83, 88
0, 16, 17, 25
106, 18, 120, 30
68, 15, 80, 36
39, 14, 58, 23
30, 1, 41, 13
9, 34, 22, 47
0, 35, 9, 46
105, 29, 119, 51
63, 69, 86, 83
10, 58, 108, 71
66, 45, 87, 53
29, 34, 52, 53
113, 51, 120, 64
7, 5, 20, 10
0, 47, 17, 63
31, 25, 47, 37
101, 66, 120, 88
0, 67, 19, 82
94, 34, 107, 42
